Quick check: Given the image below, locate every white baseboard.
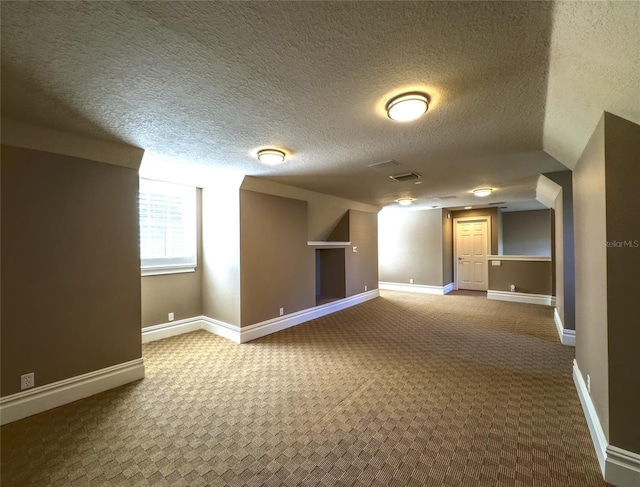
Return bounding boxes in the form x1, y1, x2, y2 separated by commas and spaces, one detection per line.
379, 282, 453, 295
240, 289, 380, 343
554, 307, 576, 346
0, 358, 145, 426
487, 290, 554, 306
239, 289, 380, 343
573, 360, 608, 473
201, 316, 241, 344
607, 446, 640, 487
141, 290, 380, 345
573, 360, 640, 487
142, 317, 205, 344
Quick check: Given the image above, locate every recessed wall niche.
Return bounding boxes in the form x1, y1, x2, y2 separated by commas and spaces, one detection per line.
315, 248, 346, 305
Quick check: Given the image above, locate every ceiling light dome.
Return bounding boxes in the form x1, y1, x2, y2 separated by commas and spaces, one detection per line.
257, 149, 286, 164
386, 92, 429, 122
396, 198, 414, 206
473, 188, 493, 197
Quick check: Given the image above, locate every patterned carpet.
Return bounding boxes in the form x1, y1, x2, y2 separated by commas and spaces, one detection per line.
1, 291, 608, 486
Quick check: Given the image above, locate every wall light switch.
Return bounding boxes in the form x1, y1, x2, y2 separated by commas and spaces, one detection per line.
353, 246, 358, 253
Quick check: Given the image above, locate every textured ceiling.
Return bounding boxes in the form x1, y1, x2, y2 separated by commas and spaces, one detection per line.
1, 1, 573, 209
543, 1, 640, 170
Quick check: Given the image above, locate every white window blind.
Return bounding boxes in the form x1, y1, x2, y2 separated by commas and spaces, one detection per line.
139, 178, 196, 276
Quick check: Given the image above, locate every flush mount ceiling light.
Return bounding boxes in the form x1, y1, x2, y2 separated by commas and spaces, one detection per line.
397, 198, 414, 206
386, 92, 429, 122
257, 149, 286, 164
472, 188, 493, 197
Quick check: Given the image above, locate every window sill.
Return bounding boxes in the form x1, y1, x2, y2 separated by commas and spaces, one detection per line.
141, 265, 197, 277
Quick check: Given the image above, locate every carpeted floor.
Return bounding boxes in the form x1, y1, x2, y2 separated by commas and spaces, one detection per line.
1, 290, 608, 486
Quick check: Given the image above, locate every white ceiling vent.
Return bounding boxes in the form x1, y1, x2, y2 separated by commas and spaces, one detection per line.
389, 172, 421, 182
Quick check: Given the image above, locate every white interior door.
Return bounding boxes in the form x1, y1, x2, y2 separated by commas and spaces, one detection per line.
456, 220, 489, 291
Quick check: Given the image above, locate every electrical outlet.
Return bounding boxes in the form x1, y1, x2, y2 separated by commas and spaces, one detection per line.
365, 285, 368, 291
168, 312, 175, 321
279, 307, 284, 316
409, 278, 414, 284
21, 372, 34, 390
510, 284, 516, 292
587, 374, 591, 394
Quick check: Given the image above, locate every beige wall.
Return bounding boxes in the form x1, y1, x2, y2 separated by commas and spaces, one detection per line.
200, 177, 379, 328
603, 113, 640, 452
239, 190, 315, 327
442, 211, 453, 285
378, 209, 445, 287
544, 170, 575, 330
502, 210, 552, 256
574, 112, 640, 455
1, 118, 144, 170
201, 178, 242, 326
497, 209, 504, 255
553, 191, 564, 324
1, 145, 142, 397
241, 176, 380, 241
141, 189, 203, 327
345, 210, 378, 296
488, 260, 552, 295
574, 115, 609, 437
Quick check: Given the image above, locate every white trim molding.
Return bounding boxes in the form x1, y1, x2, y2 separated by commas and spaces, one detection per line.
202, 317, 242, 344
142, 317, 206, 344
379, 282, 454, 295
0, 358, 145, 426
536, 174, 562, 209
553, 307, 576, 346
142, 290, 380, 345
141, 265, 196, 277
487, 255, 552, 262
443, 282, 455, 294
607, 446, 640, 487
239, 289, 379, 343
573, 360, 640, 487
307, 241, 351, 246
573, 360, 608, 473
487, 290, 554, 306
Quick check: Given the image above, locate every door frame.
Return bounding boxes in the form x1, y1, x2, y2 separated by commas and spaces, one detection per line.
452, 216, 492, 291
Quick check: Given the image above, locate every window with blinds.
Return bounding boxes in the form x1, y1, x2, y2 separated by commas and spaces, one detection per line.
139, 178, 196, 276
